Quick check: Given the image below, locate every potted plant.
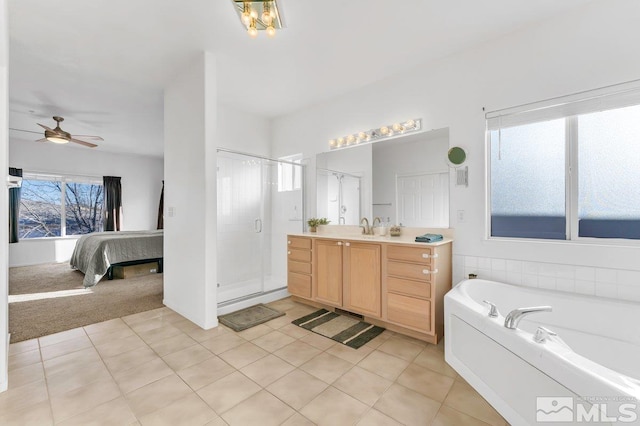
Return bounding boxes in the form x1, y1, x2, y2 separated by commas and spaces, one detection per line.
307, 217, 330, 232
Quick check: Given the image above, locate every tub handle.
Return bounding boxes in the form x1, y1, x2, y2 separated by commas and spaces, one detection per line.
483, 300, 500, 318
534, 326, 557, 344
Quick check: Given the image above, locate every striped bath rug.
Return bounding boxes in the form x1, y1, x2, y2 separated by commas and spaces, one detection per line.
292, 309, 385, 349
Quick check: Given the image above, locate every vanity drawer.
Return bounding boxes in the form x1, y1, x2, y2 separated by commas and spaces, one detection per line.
387, 245, 433, 265
288, 248, 311, 263
288, 260, 311, 274
288, 272, 312, 298
387, 261, 436, 281
287, 237, 312, 250
387, 276, 431, 299
387, 293, 431, 333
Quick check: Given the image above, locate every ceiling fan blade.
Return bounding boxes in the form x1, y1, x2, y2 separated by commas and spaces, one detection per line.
9, 127, 42, 135
35, 138, 47, 142
37, 123, 53, 131
72, 135, 104, 141
69, 138, 98, 148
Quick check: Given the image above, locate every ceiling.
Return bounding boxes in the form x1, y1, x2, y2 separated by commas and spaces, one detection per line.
8, 0, 594, 157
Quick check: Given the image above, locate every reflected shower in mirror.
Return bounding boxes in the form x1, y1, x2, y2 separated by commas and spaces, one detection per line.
316, 127, 450, 227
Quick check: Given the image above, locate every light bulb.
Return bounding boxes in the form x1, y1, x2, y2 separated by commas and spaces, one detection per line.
380, 126, 390, 135
248, 22, 258, 38
266, 25, 276, 37
262, 11, 273, 25
346, 135, 356, 145
405, 119, 416, 129
392, 123, 404, 133
241, 2, 252, 26
329, 139, 337, 148
241, 11, 251, 26
337, 137, 345, 146
250, 8, 258, 19
358, 132, 368, 141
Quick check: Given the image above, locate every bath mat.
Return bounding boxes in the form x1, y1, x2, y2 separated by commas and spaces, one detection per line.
219, 304, 285, 331
292, 309, 385, 349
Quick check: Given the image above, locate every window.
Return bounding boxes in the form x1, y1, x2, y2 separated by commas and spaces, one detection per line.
487, 84, 640, 241
19, 174, 104, 239
278, 154, 303, 192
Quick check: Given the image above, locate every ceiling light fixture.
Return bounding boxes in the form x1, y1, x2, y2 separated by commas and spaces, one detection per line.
232, 0, 284, 38
328, 119, 422, 150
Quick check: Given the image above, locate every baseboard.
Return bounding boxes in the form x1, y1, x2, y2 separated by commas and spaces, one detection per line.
1, 333, 9, 393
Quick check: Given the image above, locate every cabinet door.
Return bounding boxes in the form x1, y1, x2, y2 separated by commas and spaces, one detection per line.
314, 239, 343, 307
344, 242, 381, 317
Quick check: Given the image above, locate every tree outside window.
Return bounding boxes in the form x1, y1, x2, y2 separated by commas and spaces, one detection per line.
19, 176, 104, 239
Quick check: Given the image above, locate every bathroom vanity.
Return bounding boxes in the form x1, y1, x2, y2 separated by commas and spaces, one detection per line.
287, 231, 452, 344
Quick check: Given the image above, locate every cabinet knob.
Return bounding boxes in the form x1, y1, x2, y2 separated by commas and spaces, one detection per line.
345, 242, 351, 247
287, 241, 291, 245
287, 251, 291, 255
337, 242, 343, 246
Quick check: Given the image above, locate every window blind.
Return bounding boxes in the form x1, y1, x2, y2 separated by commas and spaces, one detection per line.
486, 79, 640, 130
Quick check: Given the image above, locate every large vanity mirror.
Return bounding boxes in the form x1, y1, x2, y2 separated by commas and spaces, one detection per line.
316, 127, 450, 227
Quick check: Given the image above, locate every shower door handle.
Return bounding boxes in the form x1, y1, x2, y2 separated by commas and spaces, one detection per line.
254, 218, 263, 233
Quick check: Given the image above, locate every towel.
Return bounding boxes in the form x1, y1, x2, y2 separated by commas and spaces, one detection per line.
415, 233, 443, 243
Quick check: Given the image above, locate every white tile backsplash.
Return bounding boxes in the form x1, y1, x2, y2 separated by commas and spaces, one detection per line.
459, 255, 639, 303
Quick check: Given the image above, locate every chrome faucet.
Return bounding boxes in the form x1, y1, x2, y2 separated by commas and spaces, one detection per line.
372, 217, 382, 229
360, 217, 371, 235
504, 306, 552, 329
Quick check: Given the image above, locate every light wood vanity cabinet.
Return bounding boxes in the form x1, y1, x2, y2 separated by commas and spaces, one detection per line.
287, 234, 452, 343
312, 239, 382, 317
343, 242, 381, 317
384, 243, 451, 341
287, 236, 313, 299
314, 239, 344, 307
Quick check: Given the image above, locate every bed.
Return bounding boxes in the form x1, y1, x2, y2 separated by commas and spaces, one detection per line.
70, 230, 163, 287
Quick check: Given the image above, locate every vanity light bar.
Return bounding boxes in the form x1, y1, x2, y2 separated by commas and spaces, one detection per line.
328, 119, 422, 150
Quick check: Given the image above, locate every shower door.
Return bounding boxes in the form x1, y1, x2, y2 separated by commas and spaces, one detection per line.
216, 150, 304, 304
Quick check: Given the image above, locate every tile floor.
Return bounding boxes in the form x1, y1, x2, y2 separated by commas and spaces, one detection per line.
2, 298, 508, 425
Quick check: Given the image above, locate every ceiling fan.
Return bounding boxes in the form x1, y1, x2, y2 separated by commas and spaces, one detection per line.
10, 116, 103, 148
36, 116, 103, 148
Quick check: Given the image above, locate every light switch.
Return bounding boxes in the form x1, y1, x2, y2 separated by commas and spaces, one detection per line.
457, 210, 465, 223
168, 207, 175, 217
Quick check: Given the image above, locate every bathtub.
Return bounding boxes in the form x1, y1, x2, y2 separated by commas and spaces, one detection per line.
445, 279, 640, 425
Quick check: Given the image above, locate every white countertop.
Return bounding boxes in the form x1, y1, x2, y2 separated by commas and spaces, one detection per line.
288, 231, 453, 247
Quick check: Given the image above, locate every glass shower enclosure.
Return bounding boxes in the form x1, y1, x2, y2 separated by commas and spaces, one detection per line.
316, 168, 361, 225
216, 149, 304, 305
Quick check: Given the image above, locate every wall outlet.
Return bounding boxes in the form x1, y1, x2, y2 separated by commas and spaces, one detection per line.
168, 207, 175, 217
457, 210, 465, 223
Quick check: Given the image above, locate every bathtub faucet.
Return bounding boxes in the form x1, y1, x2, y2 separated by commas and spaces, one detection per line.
504, 306, 552, 329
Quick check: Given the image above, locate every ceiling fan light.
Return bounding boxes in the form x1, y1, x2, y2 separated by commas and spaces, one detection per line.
47, 136, 68, 144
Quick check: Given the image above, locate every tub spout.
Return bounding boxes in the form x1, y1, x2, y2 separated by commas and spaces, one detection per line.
504, 306, 552, 329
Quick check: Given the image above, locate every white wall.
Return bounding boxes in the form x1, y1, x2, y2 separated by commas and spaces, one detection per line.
7, 142, 163, 267
164, 52, 218, 329
218, 103, 271, 156
271, 0, 640, 302
0, 0, 8, 393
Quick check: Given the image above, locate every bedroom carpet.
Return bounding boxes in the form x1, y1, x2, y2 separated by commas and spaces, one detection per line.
9, 262, 163, 343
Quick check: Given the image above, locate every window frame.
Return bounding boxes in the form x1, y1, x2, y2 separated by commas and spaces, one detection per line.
486, 105, 640, 247
19, 172, 104, 240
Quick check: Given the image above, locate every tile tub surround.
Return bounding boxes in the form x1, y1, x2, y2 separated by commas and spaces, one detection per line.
2, 298, 507, 426
453, 255, 640, 303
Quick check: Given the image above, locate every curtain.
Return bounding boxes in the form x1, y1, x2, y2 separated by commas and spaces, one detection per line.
9, 167, 23, 243
103, 176, 122, 231
157, 180, 164, 229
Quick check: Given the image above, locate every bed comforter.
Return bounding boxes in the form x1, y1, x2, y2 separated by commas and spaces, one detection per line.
70, 230, 163, 287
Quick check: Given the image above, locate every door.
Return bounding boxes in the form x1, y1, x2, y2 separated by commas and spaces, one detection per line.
343, 242, 381, 317
314, 239, 343, 307
397, 172, 449, 227
216, 151, 266, 303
